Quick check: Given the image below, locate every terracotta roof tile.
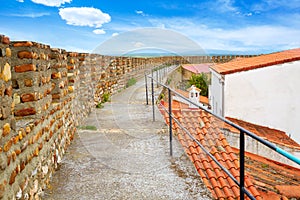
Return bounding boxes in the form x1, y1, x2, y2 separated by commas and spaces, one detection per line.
210, 48, 300, 75
159, 103, 262, 199
232, 148, 300, 199
259, 190, 282, 200
225, 117, 300, 149
275, 185, 300, 199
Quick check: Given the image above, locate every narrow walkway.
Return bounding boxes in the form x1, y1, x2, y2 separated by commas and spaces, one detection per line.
44, 76, 210, 199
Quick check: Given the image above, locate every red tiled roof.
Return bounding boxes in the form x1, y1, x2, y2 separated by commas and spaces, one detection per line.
175, 89, 209, 105
159, 100, 300, 199
231, 148, 300, 199
159, 100, 262, 199
210, 48, 300, 75
225, 117, 300, 149
181, 63, 212, 74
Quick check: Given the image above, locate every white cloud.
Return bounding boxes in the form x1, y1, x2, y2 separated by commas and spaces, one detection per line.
10, 12, 50, 18
133, 42, 145, 48
16, 0, 24, 2
148, 17, 300, 53
135, 10, 147, 17
252, 0, 300, 11
31, 0, 71, 7
92, 28, 205, 55
93, 29, 106, 34
216, 0, 237, 13
59, 7, 111, 28
112, 33, 119, 37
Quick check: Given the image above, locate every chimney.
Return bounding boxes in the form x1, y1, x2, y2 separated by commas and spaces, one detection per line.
188, 85, 201, 109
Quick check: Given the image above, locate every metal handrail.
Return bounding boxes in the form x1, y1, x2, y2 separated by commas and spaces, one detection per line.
146, 73, 300, 166
145, 68, 300, 200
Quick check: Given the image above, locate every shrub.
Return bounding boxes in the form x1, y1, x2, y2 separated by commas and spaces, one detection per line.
96, 102, 104, 109
126, 78, 137, 88
188, 73, 209, 97
102, 92, 110, 103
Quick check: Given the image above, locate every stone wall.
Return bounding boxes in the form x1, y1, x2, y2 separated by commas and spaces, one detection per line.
0, 34, 189, 199
182, 54, 257, 64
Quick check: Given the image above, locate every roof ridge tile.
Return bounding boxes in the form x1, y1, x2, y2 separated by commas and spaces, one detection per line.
211, 48, 300, 75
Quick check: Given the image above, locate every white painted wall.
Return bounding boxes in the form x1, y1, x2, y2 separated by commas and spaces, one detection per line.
224, 61, 300, 144
209, 70, 224, 116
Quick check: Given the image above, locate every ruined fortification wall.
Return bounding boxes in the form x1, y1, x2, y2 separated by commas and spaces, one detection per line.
0, 34, 180, 200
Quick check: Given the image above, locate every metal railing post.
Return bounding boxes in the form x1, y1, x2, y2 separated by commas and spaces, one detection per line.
156, 69, 159, 88
168, 88, 173, 156
151, 77, 155, 121
160, 67, 163, 83
240, 130, 245, 200
145, 74, 149, 105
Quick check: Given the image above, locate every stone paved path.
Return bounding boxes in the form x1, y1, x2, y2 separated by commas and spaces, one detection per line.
43, 75, 211, 200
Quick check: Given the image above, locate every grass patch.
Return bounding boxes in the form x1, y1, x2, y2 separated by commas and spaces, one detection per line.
167, 78, 172, 85
126, 78, 137, 88
78, 125, 97, 131
158, 93, 165, 100
96, 103, 104, 109
102, 92, 111, 103
261, 163, 269, 169
96, 92, 111, 109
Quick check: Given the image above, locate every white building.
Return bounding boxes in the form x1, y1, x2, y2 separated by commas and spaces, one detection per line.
209, 48, 300, 143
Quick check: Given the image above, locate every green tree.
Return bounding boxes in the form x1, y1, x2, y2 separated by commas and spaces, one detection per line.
188, 73, 209, 97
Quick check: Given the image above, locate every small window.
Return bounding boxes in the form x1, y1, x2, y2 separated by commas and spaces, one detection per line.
191, 93, 194, 98
195, 93, 198, 97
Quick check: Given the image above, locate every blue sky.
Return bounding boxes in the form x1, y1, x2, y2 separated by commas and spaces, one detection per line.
0, 0, 300, 54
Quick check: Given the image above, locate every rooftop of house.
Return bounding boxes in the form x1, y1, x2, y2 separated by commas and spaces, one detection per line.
181, 63, 213, 74
232, 148, 300, 199
158, 100, 300, 200
210, 48, 300, 75
225, 117, 300, 149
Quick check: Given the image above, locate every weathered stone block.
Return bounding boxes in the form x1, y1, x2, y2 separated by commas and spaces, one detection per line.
3, 139, 12, 152
5, 48, 11, 57
1, 62, 11, 82
21, 92, 38, 102
67, 65, 75, 70
9, 170, 17, 185
14, 64, 36, 73
17, 51, 38, 59
51, 72, 61, 79
14, 107, 37, 116
2, 123, 10, 137
13, 93, 21, 104
68, 86, 74, 93
0, 35, 10, 44
4, 85, 12, 97
24, 78, 33, 87
12, 41, 33, 47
